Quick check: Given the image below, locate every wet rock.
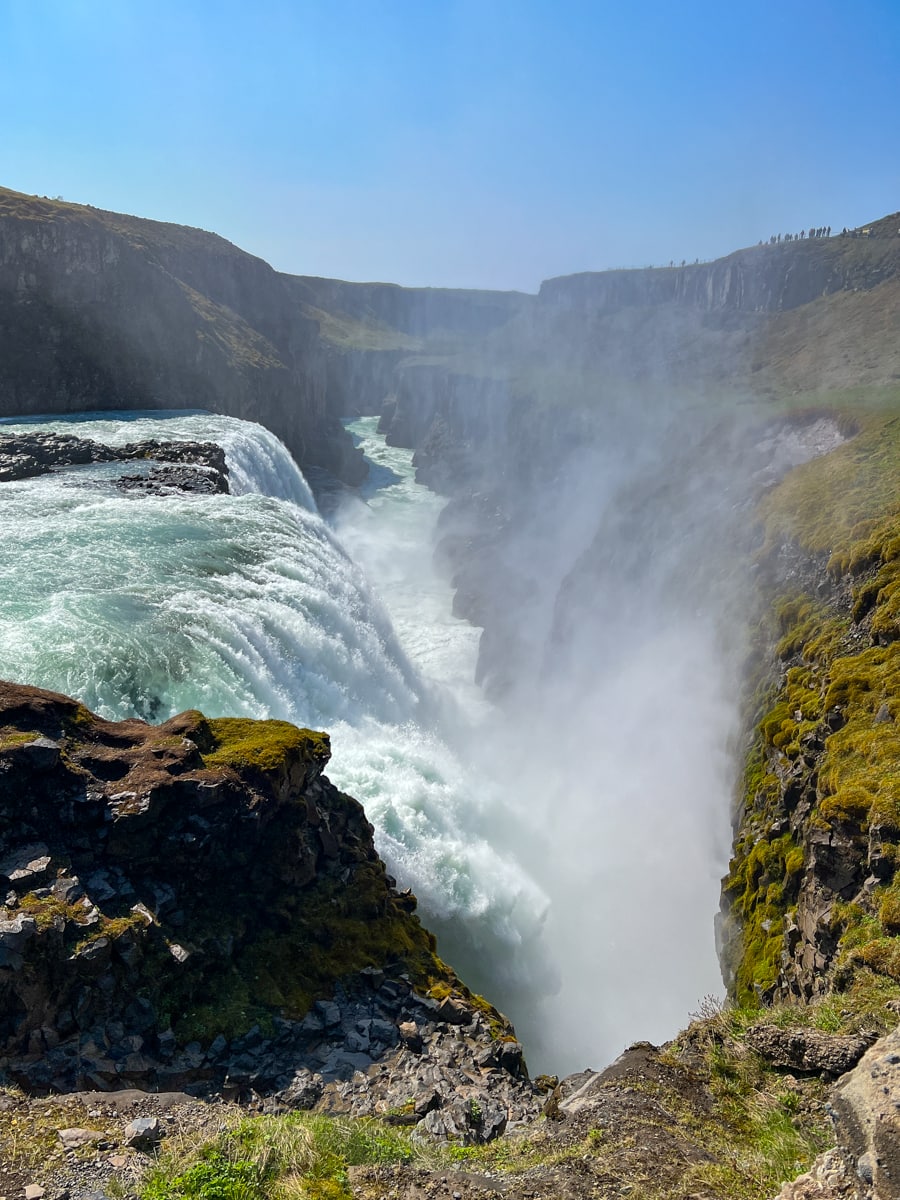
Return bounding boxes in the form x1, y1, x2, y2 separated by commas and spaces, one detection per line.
0, 432, 230, 494
117, 462, 227, 495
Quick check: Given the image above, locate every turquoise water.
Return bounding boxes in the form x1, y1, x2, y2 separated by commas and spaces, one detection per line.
0, 407, 739, 1073
0, 409, 547, 1009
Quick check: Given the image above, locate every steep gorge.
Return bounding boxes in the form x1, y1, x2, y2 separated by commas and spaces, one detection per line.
3, 188, 900, 1197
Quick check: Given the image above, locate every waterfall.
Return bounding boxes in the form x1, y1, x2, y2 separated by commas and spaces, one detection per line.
0, 409, 548, 1011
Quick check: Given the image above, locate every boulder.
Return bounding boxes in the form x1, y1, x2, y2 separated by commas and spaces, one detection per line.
774, 1025, 900, 1200
124, 1115, 162, 1149
746, 1025, 872, 1078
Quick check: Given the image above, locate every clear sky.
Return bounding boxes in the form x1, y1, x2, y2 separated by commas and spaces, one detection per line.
2, 0, 898, 291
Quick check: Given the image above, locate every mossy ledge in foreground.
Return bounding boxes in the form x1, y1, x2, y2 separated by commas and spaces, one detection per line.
0, 680, 533, 1135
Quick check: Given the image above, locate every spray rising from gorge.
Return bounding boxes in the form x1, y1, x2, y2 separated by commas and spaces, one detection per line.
0, 401, 754, 1073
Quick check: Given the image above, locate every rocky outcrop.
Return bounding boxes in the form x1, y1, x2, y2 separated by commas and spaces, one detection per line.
718, 411, 900, 1007
0, 681, 533, 1140
777, 1025, 900, 1200
0, 431, 229, 493
745, 1025, 872, 1078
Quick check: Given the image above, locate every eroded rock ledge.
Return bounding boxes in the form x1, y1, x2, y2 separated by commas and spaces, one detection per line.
0, 681, 536, 1143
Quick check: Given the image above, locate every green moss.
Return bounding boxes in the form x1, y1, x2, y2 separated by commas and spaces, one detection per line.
75, 910, 147, 951
879, 882, 900, 933
0, 728, 43, 749
759, 411, 900, 569
818, 785, 875, 827
203, 716, 330, 774
851, 937, 900, 981
166, 854, 453, 1044
16, 891, 84, 932
728, 412, 900, 1003
726, 832, 804, 1003
67, 703, 96, 729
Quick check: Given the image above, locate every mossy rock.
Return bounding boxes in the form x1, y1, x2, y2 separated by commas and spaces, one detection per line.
727, 406, 900, 1003
203, 716, 331, 774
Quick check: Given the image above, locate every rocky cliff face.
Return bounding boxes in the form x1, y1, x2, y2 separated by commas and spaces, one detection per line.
719, 412, 900, 1014
0, 680, 539, 1145
0, 189, 365, 483
539, 216, 900, 316
0, 189, 538, 487
4, 186, 898, 503
371, 218, 900, 703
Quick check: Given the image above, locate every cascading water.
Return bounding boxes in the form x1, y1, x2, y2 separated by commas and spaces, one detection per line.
0, 406, 745, 1076
0, 409, 548, 1015
334, 417, 488, 710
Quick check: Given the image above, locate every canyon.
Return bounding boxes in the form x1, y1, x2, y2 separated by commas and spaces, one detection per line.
2, 187, 900, 1198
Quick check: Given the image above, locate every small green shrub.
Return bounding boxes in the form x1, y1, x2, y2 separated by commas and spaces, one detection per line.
142, 1150, 264, 1200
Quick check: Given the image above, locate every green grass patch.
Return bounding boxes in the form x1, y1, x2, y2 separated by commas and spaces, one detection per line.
140, 1112, 419, 1200
759, 408, 900, 570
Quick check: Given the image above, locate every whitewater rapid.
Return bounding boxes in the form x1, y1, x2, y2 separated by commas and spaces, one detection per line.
0, 410, 546, 1004
0, 407, 742, 1074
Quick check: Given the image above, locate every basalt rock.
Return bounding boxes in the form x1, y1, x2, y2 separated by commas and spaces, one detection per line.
0, 431, 229, 493
0, 681, 534, 1139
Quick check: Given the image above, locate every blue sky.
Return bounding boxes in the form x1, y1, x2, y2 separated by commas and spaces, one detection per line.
2, 0, 898, 290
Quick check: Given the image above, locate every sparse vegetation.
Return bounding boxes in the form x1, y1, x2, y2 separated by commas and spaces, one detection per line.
139, 1112, 420, 1200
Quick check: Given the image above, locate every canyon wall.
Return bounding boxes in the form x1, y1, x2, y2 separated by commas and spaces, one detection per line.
0, 189, 365, 481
